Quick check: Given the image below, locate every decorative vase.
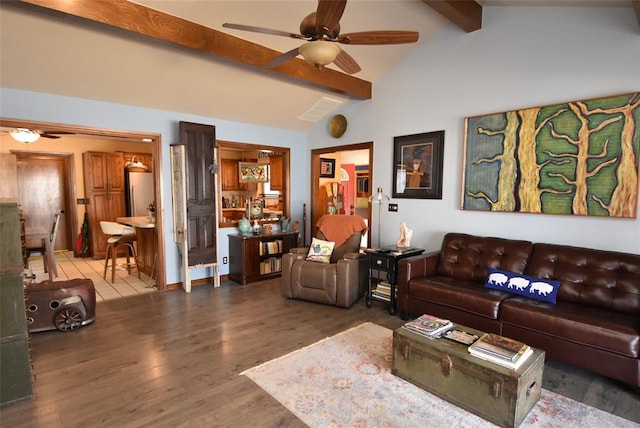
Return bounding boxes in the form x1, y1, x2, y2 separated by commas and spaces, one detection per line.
237, 217, 252, 236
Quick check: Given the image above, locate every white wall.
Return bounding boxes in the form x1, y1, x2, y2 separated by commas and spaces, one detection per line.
308, 6, 640, 255
0, 88, 307, 283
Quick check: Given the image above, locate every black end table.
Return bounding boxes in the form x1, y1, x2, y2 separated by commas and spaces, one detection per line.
365, 247, 425, 315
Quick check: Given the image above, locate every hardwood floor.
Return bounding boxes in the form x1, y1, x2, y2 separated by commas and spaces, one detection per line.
1, 278, 638, 427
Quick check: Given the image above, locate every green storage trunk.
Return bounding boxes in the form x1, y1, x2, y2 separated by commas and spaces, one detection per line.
0, 202, 33, 407
392, 325, 544, 428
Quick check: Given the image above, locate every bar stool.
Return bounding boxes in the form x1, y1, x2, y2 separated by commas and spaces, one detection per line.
100, 221, 141, 283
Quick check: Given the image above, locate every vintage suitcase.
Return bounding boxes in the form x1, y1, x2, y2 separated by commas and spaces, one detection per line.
392, 325, 544, 428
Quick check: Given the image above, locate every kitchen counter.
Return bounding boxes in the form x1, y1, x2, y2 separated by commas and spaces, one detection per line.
116, 216, 155, 229
116, 216, 156, 278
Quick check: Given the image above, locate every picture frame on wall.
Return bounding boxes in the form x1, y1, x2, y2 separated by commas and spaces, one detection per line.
238, 162, 269, 183
320, 158, 336, 178
461, 92, 639, 218
392, 130, 445, 199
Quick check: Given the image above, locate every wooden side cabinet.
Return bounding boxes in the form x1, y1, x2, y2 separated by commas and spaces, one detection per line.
228, 231, 298, 285
83, 151, 126, 259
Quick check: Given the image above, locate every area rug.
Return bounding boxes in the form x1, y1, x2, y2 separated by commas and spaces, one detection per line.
241, 322, 638, 428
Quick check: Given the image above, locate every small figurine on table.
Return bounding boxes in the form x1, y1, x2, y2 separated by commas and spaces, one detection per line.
396, 221, 413, 248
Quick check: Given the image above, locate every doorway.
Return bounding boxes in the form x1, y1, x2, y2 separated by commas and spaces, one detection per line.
0, 118, 165, 290
310, 142, 373, 247
15, 152, 75, 251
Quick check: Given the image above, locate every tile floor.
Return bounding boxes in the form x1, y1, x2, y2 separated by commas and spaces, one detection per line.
26, 250, 157, 303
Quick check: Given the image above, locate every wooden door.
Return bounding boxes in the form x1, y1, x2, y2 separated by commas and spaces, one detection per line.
179, 121, 217, 266
16, 154, 71, 251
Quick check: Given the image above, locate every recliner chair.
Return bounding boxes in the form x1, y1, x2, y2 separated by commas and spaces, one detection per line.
281, 215, 368, 308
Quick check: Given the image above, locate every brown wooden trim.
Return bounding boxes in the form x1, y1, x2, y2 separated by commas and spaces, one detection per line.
1, 117, 166, 290
633, 0, 640, 30
218, 140, 291, 226
310, 142, 373, 248
423, 0, 482, 33
17, 0, 372, 100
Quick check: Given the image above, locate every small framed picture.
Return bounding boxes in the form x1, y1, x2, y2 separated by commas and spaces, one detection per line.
320, 158, 336, 178
393, 130, 445, 199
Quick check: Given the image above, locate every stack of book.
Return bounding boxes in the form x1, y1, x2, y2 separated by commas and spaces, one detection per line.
401, 314, 453, 339
468, 333, 533, 369
372, 281, 392, 301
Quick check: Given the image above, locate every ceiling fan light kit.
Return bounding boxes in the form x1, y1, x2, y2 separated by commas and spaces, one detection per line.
299, 41, 341, 69
10, 128, 41, 143
222, 0, 418, 75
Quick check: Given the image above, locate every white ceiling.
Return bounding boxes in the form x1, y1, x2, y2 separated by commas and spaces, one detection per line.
0, 1, 634, 133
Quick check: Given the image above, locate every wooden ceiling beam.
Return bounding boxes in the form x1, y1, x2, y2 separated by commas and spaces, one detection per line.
423, 0, 482, 33
17, 0, 372, 100
633, 0, 640, 30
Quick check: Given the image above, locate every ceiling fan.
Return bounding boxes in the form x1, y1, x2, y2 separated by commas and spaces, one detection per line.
4, 128, 74, 143
222, 0, 419, 75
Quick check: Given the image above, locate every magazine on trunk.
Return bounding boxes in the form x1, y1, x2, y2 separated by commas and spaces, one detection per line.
401, 314, 453, 338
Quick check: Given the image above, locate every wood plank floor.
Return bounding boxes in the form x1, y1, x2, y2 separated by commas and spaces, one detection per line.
1, 278, 638, 427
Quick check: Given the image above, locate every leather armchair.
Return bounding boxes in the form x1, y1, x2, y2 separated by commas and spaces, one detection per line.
281, 215, 367, 308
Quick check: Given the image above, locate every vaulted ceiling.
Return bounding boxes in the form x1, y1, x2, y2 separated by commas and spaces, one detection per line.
1, 0, 638, 132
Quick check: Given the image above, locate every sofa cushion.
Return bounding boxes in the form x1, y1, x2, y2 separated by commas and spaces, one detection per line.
407, 276, 513, 320
525, 243, 640, 315
501, 297, 640, 358
306, 237, 335, 264
485, 268, 560, 304
437, 233, 533, 282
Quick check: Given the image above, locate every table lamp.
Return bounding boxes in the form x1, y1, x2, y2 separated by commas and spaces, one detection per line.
368, 186, 390, 249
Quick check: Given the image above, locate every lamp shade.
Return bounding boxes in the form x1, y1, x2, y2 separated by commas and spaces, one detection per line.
10, 128, 40, 143
368, 187, 390, 204
299, 41, 341, 69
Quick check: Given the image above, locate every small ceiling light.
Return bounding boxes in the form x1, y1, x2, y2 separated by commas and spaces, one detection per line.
299, 41, 340, 70
10, 128, 41, 143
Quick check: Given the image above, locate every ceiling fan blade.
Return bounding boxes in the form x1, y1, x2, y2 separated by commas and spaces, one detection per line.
40, 133, 62, 139
264, 47, 301, 69
338, 31, 419, 45
333, 49, 361, 75
316, 0, 347, 35
222, 23, 305, 40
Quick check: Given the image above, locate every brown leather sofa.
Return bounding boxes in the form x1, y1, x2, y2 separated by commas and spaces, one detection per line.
281, 215, 368, 308
397, 232, 640, 388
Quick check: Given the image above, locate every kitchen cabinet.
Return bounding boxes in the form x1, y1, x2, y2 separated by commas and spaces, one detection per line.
228, 231, 298, 284
124, 152, 153, 172
221, 159, 247, 191
269, 154, 284, 191
83, 151, 126, 259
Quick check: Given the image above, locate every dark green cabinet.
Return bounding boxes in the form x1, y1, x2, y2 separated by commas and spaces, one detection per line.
0, 202, 33, 406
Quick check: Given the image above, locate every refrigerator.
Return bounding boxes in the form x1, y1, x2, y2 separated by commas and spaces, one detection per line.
124, 170, 154, 217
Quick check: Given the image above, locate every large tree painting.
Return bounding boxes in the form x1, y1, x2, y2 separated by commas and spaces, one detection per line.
462, 92, 640, 218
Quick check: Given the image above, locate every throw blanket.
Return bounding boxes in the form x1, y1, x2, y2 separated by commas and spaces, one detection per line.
316, 215, 367, 248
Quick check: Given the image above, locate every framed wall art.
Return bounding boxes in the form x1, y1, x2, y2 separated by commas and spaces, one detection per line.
320, 158, 336, 178
392, 130, 445, 199
239, 162, 268, 183
461, 92, 640, 218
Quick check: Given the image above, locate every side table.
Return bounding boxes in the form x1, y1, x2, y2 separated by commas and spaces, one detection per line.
365, 247, 425, 315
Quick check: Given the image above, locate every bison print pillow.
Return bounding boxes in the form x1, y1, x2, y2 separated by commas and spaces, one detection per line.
484, 268, 560, 304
